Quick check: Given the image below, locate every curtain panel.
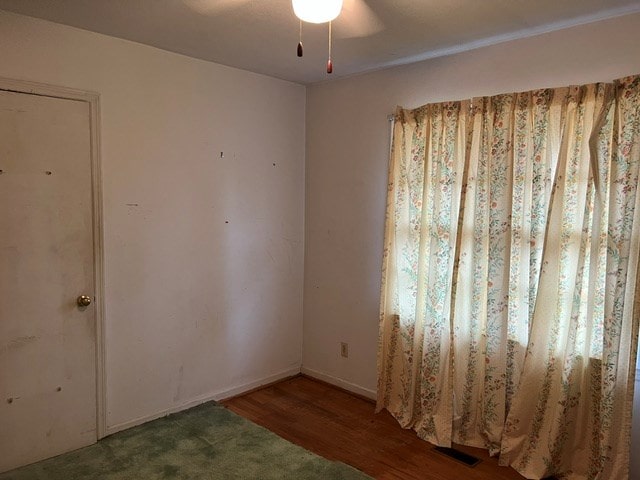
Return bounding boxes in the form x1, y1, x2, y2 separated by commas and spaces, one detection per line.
377, 75, 640, 479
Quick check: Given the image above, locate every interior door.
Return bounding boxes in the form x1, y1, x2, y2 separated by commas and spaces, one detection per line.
0, 89, 96, 473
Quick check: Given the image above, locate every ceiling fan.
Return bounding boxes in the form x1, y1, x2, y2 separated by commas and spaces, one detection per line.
183, 0, 384, 74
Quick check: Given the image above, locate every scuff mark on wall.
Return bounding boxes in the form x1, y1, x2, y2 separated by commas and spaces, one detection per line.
0, 335, 38, 354
173, 365, 184, 403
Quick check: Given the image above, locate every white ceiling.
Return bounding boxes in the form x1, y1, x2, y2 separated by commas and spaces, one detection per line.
1, 0, 640, 84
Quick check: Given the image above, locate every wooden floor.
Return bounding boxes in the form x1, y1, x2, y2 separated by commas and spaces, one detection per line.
222, 375, 524, 480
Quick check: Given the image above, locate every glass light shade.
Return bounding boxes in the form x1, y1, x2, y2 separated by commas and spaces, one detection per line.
292, 0, 343, 24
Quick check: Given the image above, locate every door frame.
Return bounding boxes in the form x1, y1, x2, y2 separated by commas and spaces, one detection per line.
0, 77, 107, 440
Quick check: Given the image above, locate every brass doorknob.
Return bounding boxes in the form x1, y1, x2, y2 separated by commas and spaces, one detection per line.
77, 295, 92, 307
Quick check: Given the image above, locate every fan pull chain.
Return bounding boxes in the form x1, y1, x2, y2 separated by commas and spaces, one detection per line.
297, 20, 304, 57
326, 21, 333, 74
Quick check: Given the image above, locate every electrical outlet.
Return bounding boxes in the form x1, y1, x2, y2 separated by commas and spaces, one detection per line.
340, 342, 349, 358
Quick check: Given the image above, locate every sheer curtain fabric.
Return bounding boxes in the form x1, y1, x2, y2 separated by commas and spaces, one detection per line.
377, 75, 640, 480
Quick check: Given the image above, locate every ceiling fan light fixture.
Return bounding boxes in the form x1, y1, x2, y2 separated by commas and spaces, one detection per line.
292, 0, 343, 24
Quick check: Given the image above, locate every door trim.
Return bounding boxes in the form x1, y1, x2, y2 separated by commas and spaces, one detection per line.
0, 77, 107, 440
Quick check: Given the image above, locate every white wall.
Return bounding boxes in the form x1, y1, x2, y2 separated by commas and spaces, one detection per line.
303, 12, 640, 404
0, 11, 305, 433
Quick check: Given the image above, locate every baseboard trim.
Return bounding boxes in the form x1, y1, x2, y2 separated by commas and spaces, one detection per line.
300, 366, 377, 401
105, 366, 301, 436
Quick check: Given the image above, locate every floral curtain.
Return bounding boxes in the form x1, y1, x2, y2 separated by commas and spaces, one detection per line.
376, 75, 640, 479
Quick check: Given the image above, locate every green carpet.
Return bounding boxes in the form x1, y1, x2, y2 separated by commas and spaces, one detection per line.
0, 401, 372, 479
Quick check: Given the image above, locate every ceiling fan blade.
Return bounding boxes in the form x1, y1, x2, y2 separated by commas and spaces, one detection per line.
336, 0, 384, 38
182, 0, 250, 15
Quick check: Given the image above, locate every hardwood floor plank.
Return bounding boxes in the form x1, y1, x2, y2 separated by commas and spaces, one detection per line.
222, 376, 524, 480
